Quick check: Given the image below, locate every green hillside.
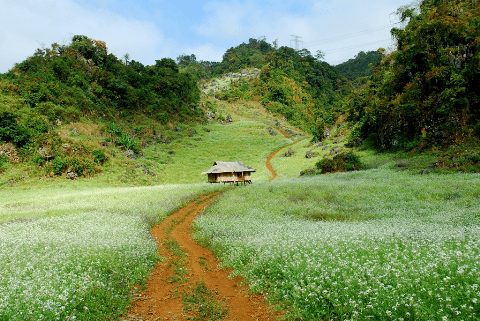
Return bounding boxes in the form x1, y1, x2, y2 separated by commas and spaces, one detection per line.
335, 50, 382, 80
0, 35, 200, 182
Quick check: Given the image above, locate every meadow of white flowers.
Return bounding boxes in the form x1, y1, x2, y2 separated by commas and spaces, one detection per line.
196, 168, 480, 320
0, 183, 214, 321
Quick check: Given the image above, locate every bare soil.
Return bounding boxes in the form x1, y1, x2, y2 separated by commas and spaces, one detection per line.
125, 193, 279, 321
266, 129, 291, 181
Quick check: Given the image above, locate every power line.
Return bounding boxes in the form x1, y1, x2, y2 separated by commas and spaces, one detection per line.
290, 35, 303, 50
304, 22, 401, 47
320, 38, 393, 54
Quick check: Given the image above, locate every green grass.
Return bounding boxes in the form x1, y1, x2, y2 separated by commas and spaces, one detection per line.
142, 100, 294, 184
145, 120, 288, 183
183, 282, 228, 321
165, 239, 189, 284
0, 183, 221, 321
195, 168, 480, 320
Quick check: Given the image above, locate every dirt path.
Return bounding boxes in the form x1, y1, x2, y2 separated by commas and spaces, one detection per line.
126, 193, 278, 321
265, 129, 290, 181
266, 128, 307, 181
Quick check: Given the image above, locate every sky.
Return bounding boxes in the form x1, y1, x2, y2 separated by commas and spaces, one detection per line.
0, 0, 411, 72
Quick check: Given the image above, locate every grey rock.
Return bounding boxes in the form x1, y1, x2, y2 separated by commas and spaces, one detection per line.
125, 149, 136, 159
143, 166, 156, 176
267, 127, 277, 136
38, 147, 53, 160
305, 150, 319, 159
284, 148, 295, 157
66, 171, 78, 180
206, 111, 215, 120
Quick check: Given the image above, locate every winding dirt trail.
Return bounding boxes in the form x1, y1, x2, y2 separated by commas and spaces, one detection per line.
126, 193, 278, 321
265, 129, 291, 181
265, 128, 309, 181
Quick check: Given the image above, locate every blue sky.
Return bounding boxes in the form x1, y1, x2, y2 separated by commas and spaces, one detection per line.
0, 0, 410, 72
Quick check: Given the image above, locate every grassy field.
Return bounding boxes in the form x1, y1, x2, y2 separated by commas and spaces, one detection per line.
0, 183, 221, 321
0, 98, 298, 320
195, 167, 480, 320
2, 93, 479, 321
143, 100, 298, 183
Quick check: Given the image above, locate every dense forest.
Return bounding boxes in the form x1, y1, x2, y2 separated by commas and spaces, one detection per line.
347, 0, 480, 149
335, 51, 382, 80
0, 35, 200, 176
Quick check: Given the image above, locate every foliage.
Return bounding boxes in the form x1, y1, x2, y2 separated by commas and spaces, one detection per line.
211, 41, 347, 133
335, 50, 382, 80
92, 149, 107, 164
196, 169, 480, 320
177, 54, 221, 80
0, 35, 200, 174
0, 155, 8, 173
315, 151, 363, 173
433, 142, 480, 173
220, 38, 275, 73
348, 0, 480, 149
0, 103, 50, 147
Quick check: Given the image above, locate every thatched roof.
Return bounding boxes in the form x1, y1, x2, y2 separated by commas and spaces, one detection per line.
203, 161, 256, 174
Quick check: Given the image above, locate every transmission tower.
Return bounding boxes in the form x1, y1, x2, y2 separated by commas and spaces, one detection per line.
290, 35, 303, 50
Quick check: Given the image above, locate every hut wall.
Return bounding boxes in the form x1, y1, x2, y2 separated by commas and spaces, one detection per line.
208, 172, 254, 183
207, 174, 217, 183
217, 173, 238, 182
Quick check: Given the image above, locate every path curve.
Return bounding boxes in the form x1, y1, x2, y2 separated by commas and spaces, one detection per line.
266, 129, 306, 181
126, 193, 278, 321
265, 128, 290, 181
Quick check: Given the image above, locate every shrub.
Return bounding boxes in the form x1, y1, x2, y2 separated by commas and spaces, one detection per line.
0, 155, 8, 173
92, 149, 107, 164
299, 168, 318, 176
311, 119, 326, 142
316, 151, 363, 174
52, 157, 66, 175
106, 122, 123, 137
117, 133, 140, 153
68, 157, 96, 176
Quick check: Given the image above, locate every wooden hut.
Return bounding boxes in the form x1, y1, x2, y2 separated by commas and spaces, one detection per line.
203, 161, 256, 184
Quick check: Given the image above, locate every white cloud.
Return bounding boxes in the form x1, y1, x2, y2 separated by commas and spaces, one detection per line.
179, 44, 225, 62
0, 0, 165, 72
195, 0, 406, 64
0, 0, 408, 72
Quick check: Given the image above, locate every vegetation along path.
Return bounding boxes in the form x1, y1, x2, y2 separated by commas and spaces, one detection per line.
126, 193, 278, 321
266, 129, 306, 180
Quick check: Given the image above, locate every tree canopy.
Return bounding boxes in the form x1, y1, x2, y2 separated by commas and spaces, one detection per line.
0, 35, 200, 148
347, 0, 480, 149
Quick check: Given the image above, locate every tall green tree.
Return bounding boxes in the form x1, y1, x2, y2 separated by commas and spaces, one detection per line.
348, 0, 480, 149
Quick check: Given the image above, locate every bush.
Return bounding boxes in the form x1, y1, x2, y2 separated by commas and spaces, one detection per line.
52, 157, 66, 175
117, 133, 140, 153
0, 155, 8, 173
311, 119, 326, 142
68, 157, 95, 176
316, 152, 363, 174
92, 149, 107, 164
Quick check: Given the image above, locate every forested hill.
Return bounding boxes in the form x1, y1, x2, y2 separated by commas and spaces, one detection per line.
335, 51, 382, 80
2, 35, 200, 125
0, 35, 200, 178
179, 38, 349, 139
347, 0, 480, 150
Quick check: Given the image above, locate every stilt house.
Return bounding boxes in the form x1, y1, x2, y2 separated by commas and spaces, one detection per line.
203, 161, 256, 184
